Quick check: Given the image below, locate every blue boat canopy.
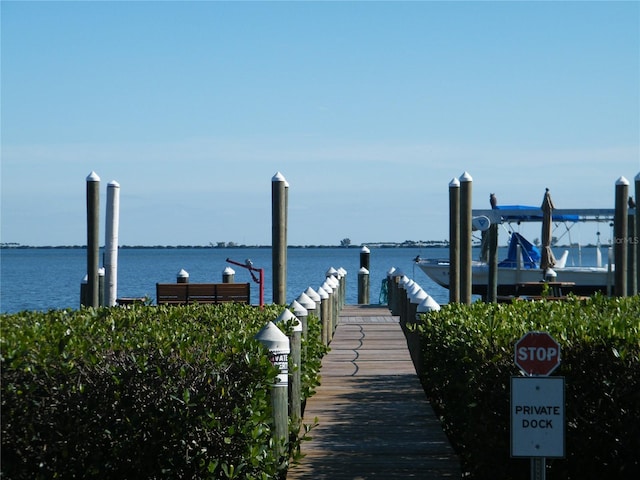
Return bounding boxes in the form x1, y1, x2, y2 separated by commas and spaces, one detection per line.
494, 205, 580, 222
498, 232, 540, 269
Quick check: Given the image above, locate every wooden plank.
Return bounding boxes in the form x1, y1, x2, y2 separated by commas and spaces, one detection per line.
156, 283, 188, 305
287, 305, 460, 479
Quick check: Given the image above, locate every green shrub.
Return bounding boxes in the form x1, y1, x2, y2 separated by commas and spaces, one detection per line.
1, 303, 326, 479
413, 294, 640, 480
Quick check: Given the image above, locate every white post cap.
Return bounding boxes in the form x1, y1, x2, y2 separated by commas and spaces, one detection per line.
177, 269, 189, 278
459, 171, 473, 182
417, 295, 441, 312
290, 300, 308, 318
255, 321, 290, 354
304, 287, 321, 302
296, 292, 316, 310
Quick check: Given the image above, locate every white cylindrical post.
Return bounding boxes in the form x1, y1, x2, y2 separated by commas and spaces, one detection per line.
277, 308, 302, 427
295, 293, 315, 341
222, 266, 235, 283
177, 269, 189, 284
255, 321, 290, 458
104, 180, 120, 307
291, 299, 309, 353
86, 172, 100, 308
358, 267, 370, 305
318, 286, 330, 346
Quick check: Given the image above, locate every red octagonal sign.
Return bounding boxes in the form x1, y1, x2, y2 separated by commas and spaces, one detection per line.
515, 332, 561, 376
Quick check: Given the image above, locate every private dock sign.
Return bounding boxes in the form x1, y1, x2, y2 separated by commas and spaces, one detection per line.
511, 376, 565, 457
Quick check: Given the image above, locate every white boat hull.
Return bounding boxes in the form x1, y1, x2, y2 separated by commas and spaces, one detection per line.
417, 259, 611, 297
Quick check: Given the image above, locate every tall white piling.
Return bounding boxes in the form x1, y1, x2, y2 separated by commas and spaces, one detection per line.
86, 172, 100, 308
272, 172, 288, 304
104, 180, 120, 307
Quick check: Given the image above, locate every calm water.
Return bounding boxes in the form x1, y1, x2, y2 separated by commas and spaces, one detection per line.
0, 245, 603, 314
0, 247, 448, 314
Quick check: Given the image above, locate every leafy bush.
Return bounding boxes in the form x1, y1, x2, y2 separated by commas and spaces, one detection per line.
1, 303, 326, 479
413, 294, 640, 480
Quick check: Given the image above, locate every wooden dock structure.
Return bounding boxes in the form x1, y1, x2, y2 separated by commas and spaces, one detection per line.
287, 305, 460, 479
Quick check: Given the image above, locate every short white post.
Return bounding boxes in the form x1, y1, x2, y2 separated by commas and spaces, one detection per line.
317, 286, 330, 346
358, 267, 370, 305
277, 309, 302, 428
222, 266, 235, 283
255, 321, 290, 459
177, 269, 189, 284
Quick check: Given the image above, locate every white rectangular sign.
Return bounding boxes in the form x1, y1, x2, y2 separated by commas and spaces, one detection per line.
511, 376, 565, 458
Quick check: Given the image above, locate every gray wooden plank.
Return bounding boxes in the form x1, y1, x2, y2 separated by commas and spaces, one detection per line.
287, 305, 460, 479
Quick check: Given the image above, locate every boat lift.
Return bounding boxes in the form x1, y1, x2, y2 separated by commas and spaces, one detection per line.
226, 257, 265, 308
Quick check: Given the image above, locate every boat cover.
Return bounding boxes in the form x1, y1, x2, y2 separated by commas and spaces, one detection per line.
495, 205, 579, 222
498, 232, 540, 269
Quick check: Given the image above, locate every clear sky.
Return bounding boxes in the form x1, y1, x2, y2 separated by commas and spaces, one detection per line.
2, 0, 639, 247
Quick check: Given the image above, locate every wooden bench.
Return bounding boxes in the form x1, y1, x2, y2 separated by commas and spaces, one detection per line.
156, 283, 250, 305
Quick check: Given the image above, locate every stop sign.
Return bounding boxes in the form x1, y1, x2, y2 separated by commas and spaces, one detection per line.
514, 332, 561, 376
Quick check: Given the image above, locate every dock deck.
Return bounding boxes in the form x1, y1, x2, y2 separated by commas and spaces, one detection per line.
287, 305, 460, 479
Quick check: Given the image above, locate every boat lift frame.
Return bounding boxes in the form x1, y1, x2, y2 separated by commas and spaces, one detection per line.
226, 257, 264, 308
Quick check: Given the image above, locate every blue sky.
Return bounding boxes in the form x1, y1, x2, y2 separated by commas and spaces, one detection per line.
2, 0, 639, 247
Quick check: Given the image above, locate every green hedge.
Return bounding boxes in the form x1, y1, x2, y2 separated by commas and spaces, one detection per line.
413, 294, 640, 480
1, 304, 326, 479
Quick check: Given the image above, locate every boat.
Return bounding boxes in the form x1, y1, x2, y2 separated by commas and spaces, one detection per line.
415, 205, 617, 298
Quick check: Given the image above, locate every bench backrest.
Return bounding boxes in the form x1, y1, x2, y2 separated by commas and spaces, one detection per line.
156, 283, 250, 305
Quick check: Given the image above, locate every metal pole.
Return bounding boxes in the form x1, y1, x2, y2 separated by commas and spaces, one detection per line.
614, 176, 629, 297
449, 178, 460, 303
531, 457, 546, 480
488, 223, 498, 302
86, 172, 100, 308
459, 172, 473, 304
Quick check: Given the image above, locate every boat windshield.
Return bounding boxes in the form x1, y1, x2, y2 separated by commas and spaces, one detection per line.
498, 232, 540, 269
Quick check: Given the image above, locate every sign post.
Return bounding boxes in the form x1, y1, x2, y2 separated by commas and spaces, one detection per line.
512, 332, 565, 480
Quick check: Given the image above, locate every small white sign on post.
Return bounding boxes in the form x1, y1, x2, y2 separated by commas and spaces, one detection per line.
511, 376, 565, 458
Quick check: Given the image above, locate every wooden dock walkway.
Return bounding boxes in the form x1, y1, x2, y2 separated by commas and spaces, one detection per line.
287, 305, 460, 479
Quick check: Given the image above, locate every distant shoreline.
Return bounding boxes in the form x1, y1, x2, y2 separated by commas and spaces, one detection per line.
0, 242, 449, 249
0, 242, 603, 249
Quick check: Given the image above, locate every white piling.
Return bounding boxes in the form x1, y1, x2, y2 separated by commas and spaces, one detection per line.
104, 180, 120, 307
